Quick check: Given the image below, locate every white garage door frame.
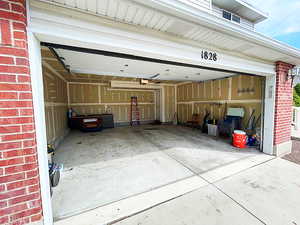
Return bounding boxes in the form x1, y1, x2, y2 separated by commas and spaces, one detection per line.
27, 4, 276, 225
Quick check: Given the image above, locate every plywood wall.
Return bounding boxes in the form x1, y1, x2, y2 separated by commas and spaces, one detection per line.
164, 86, 176, 122
43, 65, 68, 145
177, 75, 264, 128
68, 83, 156, 123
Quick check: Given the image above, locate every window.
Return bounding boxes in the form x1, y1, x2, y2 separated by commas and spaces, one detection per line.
222, 10, 241, 24
222, 10, 231, 21
232, 14, 241, 23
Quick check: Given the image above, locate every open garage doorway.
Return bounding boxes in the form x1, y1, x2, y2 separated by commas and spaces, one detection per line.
40, 43, 266, 221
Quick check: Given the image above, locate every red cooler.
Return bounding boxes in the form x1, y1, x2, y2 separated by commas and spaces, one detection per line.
232, 130, 247, 148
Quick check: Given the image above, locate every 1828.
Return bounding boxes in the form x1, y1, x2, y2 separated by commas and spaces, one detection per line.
201, 51, 217, 61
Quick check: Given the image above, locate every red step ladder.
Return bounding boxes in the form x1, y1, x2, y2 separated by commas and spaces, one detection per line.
130, 96, 140, 126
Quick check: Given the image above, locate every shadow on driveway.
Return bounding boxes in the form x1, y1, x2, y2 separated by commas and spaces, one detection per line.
282, 140, 300, 164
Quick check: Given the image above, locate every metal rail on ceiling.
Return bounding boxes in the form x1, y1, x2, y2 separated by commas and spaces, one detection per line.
47, 46, 71, 73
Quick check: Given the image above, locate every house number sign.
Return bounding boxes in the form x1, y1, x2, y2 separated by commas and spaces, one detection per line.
201, 50, 217, 61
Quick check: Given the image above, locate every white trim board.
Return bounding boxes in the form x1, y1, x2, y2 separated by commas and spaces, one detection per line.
263, 75, 276, 155
28, 32, 54, 225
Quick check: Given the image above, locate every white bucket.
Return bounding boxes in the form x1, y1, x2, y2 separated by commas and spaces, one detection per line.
234, 130, 246, 135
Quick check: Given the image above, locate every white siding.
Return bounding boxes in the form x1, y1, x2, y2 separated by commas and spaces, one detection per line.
212, 5, 255, 30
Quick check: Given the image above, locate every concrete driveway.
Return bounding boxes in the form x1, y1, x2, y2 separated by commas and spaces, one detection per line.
115, 158, 300, 225
56, 157, 300, 225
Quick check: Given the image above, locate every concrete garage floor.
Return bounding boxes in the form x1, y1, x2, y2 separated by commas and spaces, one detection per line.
52, 125, 261, 220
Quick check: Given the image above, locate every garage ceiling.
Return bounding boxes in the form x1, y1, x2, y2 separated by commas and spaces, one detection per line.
45, 47, 236, 82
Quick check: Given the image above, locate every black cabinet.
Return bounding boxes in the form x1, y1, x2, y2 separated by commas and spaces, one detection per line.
100, 114, 114, 128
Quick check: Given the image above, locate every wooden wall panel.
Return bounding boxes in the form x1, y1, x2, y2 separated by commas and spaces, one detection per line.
69, 83, 83, 103
69, 84, 156, 123
53, 106, 68, 137
221, 78, 229, 100
177, 103, 193, 123
177, 75, 264, 128
83, 84, 99, 103
71, 104, 155, 123
44, 107, 54, 142
69, 83, 99, 104
164, 86, 176, 122
198, 82, 204, 100
99, 86, 155, 104
71, 105, 106, 115
231, 75, 263, 100
43, 67, 68, 145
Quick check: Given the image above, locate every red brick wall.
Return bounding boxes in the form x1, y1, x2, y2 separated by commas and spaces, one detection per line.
0, 1, 43, 224
274, 61, 294, 145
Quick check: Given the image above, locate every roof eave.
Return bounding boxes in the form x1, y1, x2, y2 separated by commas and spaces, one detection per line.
133, 0, 300, 65
235, 0, 269, 24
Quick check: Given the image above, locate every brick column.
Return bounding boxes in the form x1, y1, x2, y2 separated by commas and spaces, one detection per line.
273, 61, 295, 155
0, 1, 43, 224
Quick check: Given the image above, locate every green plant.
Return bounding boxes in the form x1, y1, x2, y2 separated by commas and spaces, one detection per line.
295, 83, 300, 95
294, 84, 300, 107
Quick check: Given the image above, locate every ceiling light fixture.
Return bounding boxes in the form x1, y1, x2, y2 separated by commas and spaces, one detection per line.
140, 79, 149, 85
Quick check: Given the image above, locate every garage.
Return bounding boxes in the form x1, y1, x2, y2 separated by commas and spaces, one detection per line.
21, 0, 300, 224
39, 44, 265, 220
2, 0, 300, 224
